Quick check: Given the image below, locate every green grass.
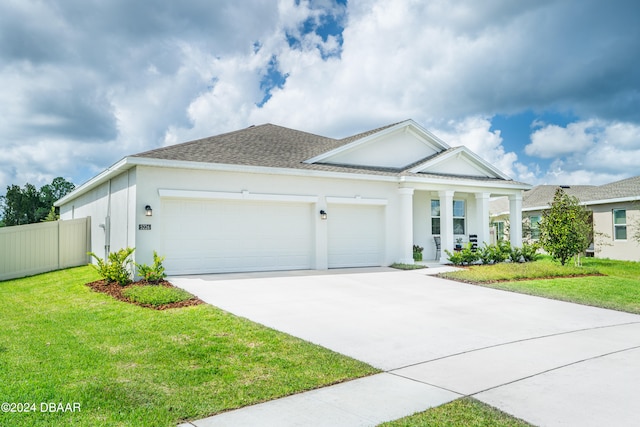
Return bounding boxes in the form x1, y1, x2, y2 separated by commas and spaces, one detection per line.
390, 263, 427, 270
122, 284, 194, 306
380, 397, 533, 427
0, 267, 377, 426
441, 257, 640, 314
439, 257, 600, 283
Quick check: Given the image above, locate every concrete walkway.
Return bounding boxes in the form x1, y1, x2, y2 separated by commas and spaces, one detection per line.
172, 268, 640, 427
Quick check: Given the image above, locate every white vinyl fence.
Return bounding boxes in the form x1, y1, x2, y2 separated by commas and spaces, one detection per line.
0, 217, 90, 281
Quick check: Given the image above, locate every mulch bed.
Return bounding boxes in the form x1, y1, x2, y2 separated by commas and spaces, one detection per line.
86, 279, 204, 310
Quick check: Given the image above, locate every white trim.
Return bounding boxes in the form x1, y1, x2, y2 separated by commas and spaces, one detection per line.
582, 196, 640, 206
401, 176, 530, 191
133, 156, 400, 183
55, 157, 132, 206
303, 119, 450, 164
158, 189, 318, 203
409, 146, 511, 180
58, 153, 531, 207
326, 196, 388, 206
521, 195, 640, 213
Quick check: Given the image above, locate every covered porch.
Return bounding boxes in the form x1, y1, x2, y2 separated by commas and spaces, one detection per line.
397, 186, 524, 264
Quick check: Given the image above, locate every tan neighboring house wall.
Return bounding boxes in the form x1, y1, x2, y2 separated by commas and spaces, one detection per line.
592, 202, 639, 261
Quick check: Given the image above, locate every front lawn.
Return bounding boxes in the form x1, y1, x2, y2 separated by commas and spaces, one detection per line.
380, 397, 533, 427
0, 267, 377, 426
440, 257, 640, 314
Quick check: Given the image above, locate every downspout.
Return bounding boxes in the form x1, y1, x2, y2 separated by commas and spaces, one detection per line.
104, 179, 112, 260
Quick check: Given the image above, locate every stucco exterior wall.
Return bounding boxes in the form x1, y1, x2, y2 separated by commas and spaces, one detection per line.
59, 162, 525, 272
592, 202, 640, 261
132, 165, 403, 269
59, 169, 136, 261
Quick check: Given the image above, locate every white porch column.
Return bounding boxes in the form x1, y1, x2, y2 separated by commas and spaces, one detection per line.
439, 190, 454, 263
398, 187, 415, 264
475, 192, 491, 246
509, 193, 523, 247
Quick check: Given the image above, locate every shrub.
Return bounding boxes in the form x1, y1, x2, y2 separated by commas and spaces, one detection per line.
445, 249, 464, 266
122, 285, 194, 306
88, 247, 135, 286
447, 241, 538, 266
477, 244, 495, 265
495, 240, 512, 262
136, 251, 167, 284
509, 245, 524, 263
521, 242, 541, 262
459, 243, 479, 265
446, 244, 478, 266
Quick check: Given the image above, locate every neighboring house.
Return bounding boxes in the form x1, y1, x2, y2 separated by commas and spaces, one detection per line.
490, 176, 640, 261
56, 120, 530, 275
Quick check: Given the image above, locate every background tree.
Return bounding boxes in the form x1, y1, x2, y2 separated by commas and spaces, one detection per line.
539, 188, 591, 266
0, 177, 75, 226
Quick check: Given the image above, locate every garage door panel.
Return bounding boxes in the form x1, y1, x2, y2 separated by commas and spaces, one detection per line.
161, 199, 313, 275
328, 204, 384, 268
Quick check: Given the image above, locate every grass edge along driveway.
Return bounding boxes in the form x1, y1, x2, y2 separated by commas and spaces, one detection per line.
439, 257, 640, 315
0, 266, 377, 427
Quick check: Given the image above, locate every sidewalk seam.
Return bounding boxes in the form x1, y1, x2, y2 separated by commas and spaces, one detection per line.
387, 320, 640, 373
468, 344, 640, 397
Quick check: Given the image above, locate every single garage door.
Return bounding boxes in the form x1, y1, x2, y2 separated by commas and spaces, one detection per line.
161, 199, 313, 275
328, 204, 384, 268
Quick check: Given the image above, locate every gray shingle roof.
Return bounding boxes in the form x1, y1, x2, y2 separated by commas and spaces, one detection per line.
522, 185, 596, 208
491, 176, 640, 215
584, 175, 640, 201
132, 124, 341, 169
132, 122, 523, 184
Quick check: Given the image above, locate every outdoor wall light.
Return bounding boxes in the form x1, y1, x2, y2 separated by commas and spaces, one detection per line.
145, 205, 153, 216
320, 210, 327, 220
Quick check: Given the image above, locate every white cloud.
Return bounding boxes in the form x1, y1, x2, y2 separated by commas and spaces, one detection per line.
431, 116, 527, 181
525, 120, 599, 158
525, 119, 640, 184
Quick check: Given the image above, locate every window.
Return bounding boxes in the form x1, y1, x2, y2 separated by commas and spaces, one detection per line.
613, 209, 627, 240
495, 221, 505, 241
430, 199, 465, 235
431, 200, 440, 235
530, 215, 541, 240
453, 200, 465, 234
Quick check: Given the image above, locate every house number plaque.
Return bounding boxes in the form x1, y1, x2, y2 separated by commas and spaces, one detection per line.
139, 224, 152, 230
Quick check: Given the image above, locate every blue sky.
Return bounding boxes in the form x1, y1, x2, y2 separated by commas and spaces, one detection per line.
0, 0, 639, 194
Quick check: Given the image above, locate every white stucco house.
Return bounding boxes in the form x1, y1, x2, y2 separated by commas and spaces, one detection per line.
56, 120, 530, 275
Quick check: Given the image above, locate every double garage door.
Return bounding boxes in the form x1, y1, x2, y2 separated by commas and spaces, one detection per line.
160, 198, 384, 275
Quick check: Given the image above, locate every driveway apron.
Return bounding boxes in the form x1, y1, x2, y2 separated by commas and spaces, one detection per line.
172, 268, 640, 427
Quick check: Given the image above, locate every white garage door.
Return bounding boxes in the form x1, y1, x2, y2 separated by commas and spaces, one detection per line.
328, 204, 384, 268
161, 199, 313, 275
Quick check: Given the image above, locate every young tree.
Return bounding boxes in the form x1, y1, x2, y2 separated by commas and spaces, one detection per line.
42, 206, 59, 222
539, 188, 591, 266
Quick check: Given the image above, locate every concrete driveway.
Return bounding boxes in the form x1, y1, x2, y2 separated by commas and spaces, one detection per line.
171, 268, 640, 426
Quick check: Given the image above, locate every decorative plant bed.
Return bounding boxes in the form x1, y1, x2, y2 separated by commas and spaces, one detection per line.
87, 280, 203, 310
